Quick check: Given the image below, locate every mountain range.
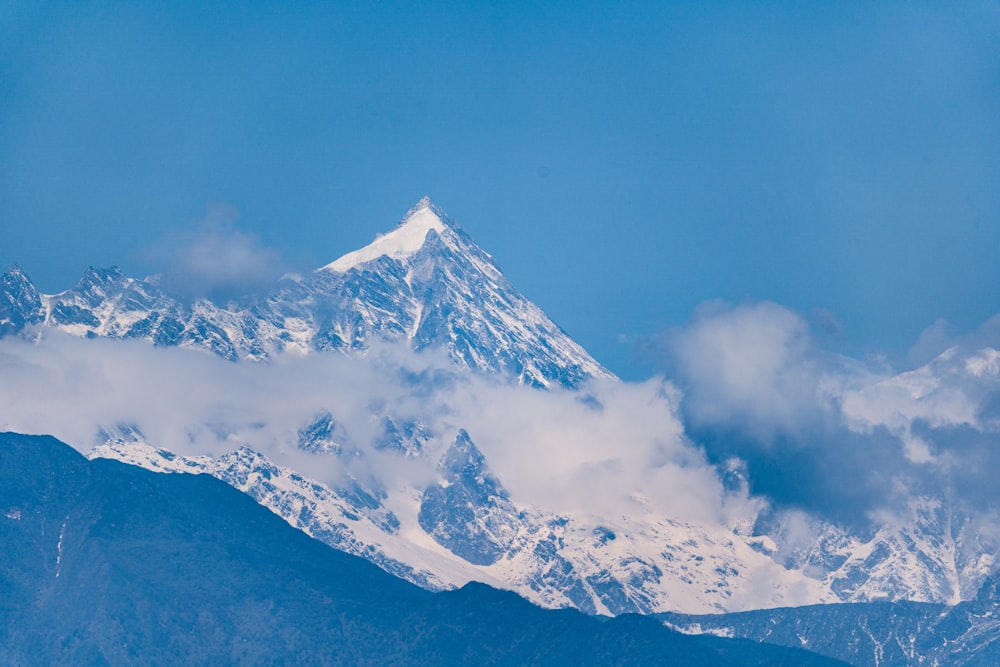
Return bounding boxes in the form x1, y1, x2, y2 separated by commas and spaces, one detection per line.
0, 198, 608, 389
3, 198, 1000, 663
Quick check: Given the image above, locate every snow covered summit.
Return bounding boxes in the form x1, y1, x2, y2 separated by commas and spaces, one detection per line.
312, 198, 612, 387
323, 197, 452, 273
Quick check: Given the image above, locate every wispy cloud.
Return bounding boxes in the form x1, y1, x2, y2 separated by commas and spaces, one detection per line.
144, 203, 287, 302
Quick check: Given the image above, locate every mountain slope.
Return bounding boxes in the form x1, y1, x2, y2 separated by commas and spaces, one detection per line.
0, 266, 44, 336
0, 431, 845, 666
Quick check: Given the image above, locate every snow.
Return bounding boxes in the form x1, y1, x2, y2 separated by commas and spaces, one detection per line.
322, 200, 446, 273
663, 622, 736, 639
30, 196, 614, 387
56, 519, 66, 577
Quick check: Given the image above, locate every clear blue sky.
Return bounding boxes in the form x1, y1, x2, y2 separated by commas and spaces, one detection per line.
2, 1, 999, 378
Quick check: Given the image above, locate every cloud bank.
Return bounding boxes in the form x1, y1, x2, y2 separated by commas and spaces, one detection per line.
651, 301, 1000, 531
0, 332, 751, 527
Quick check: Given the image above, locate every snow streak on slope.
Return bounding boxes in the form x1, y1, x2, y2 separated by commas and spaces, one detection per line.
758, 498, 996, 606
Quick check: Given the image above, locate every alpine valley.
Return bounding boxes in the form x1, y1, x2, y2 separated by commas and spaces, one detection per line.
3, 199, 1000, 664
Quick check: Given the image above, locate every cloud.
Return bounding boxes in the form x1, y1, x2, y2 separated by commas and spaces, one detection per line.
0, 332, 756, 528
654, 301, 847, 439
145, 203, 287, 302
454, 377, 743, 525
651, 299, 1000, 533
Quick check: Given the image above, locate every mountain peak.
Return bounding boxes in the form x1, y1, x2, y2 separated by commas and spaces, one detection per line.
0, 264, 44, 335
322, 198, 452, 273
2, 264, 29, 281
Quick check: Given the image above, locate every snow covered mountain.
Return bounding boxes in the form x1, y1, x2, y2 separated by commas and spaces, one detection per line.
0, 197, 610, 388
3, 198, 999, 621
752, 496, 998, 606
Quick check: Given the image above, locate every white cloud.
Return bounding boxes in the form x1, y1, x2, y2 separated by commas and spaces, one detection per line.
840, 347, 985, 462
0, 332, 753, 526
146, 203, 286, 301
663, 301, 842, 438
455, 377, 738, 524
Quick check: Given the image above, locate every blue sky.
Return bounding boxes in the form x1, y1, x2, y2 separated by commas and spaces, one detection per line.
2, 1, 999, 378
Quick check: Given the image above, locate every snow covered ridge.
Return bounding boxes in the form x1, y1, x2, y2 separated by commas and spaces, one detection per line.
0, 198, 612, 389
87, 430, 832, 616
